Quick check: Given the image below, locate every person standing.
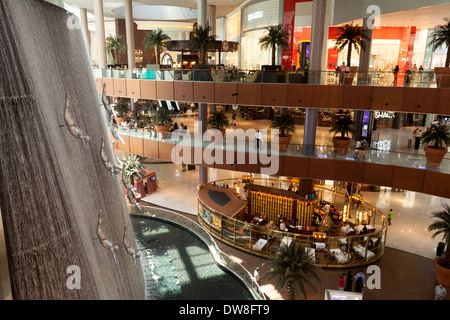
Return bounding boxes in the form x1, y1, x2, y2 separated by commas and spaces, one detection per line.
393, 65, 399, 85
435, 283, 447, 300
339, 62, 346, 85
344, 271, 354, 292
339, 273, 345, 291
388, 209, 394, 225
231, 109, 237, 126
254, 267, 261, 286
354, 270, 366, 293
255, 129, 262, 149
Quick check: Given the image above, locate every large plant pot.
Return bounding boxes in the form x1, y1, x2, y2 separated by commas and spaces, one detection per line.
333, 137, 351, 156
155, 125, 170, 139
278, 135, 292, 152
424, 146, 447, 167
344, 66, 358, 85
116, 117, 128, 125
434, 67, 450, 88
434, 257, 450, 287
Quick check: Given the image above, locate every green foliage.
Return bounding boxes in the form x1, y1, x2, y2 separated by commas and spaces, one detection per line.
122, 155, 145, 186
264, 242, 321, 300
429, 205, 450, 268
333, 23, 371, 67
329, 113, 355, 139
270, 112, 295, 137
152, 107, 173, 126
420, 123, 450, 149
428, 20, 450, 67
208, 110, 229, 130
105, 34, 127, 64
189, 26, 216, 64
144, 29, 171, 65
259, 24, 289, 66
114, 100, 130, 118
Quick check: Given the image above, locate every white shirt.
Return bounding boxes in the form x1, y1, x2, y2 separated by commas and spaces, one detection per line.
280, 222, 288, 232
254, 270, 260, 282
324, 204, 331, 214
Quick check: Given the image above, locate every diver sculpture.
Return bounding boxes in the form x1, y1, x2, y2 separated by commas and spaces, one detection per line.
123, 225, 141, 267
64, 92, 90, 147
96, 210, 120, 262
100, 137, 121, 179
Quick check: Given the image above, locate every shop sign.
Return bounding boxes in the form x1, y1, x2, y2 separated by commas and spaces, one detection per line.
248, 11, 263, 21
374, 111, 395, 119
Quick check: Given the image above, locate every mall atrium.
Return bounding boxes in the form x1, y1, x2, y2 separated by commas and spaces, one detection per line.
0, 0, 450, 302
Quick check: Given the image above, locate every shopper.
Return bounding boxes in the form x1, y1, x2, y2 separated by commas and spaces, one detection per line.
231, 110, 237, 126
255, 129, 262, 149
388, 209, 394, 225
344, 271, 353, 292
339, 273, 345, 291
254, 267, 261, 285
435, 283, 447, 300
339, 62, 346, 85
354, 270, 366, 293
393, 65, 399, 85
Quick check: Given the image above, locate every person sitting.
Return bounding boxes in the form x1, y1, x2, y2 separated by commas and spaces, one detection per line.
279, 219, 289, 232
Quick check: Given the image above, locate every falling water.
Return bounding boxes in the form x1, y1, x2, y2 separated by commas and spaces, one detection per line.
0, 0, 144, 299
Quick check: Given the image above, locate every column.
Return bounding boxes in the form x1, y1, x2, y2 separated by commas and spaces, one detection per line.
208, 5, 217, 64
357, 18, 373, 85
80, 8, 90, 57
93, 0, 107, 68
198, 103, 208, 184
393, 112, 402, 129
197, 0, 207, 29
124, 0, 135, 69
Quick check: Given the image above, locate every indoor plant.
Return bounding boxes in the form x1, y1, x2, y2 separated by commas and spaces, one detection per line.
270, 111, 296, 152
189, 25, 216, 65
152, 107, 173, 138
114, 99, 130, 125
122, 155, 145, 202
105, 34, 127, 66
429, 204, 450, 286
420, 123, 450, 167
329, 113, 355, 156
258, 24, 289, 67
207, 110, 229, 134
428, 19, 450, 87
333, 23, 371, 85
264, 242, 321, 300
144, 28, 171, 65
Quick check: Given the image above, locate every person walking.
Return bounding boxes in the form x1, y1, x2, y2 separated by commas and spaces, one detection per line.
388, 209, 394, 225
339, 62, 346, 85
344, 271, 354, 292
339, 273, 345, 291
393, 65, 399, 85
435, 283, 447, 300
254, 267, 261, 286
231, 110, 237, 126
255, 129, 262, 149
354, 270, 366, 293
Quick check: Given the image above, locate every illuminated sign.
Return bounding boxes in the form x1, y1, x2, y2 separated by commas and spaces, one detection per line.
248, 11, 263, 21
374, 111, 395, 119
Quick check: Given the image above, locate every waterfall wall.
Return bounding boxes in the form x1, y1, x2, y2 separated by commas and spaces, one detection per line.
0, 0, 145, 299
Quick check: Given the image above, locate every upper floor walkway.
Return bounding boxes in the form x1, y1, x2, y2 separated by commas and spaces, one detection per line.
96, 68, 450, 116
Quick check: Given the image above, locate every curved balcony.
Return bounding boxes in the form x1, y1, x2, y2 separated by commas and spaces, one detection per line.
110, 124, 450, 199
96, 68, 450, 116
197, 178, 388, 268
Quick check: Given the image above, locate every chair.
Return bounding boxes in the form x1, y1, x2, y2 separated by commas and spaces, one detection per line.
245, 71, 261, 83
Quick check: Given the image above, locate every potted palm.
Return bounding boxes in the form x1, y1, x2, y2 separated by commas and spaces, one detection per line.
270, 111, 296, 152
420, 123, 450, 167
429, 205, 450, 286
114, 100, 130, 125
264, 242, 321, 300
144, 29, 171, 65
208, 110, 229, 134
334, 23, 371, 85
428, 20, 450, 87
152, 107, 172, 138
190, 25, 216, 81
329, 113, 355, 156
105, 34, 127, 66
259, 24, 289, 67
122, 155, 145, 202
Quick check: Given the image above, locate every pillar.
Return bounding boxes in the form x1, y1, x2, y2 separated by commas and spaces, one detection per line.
124, 0, 135, 69
308, 0, 327, 85
93, 0, 107, 68
198, 103, 208, 184
208, 5, 217, 64
393, 112, 402, 129
298, 179, 315, 197
197, 0, 207, 29
80, 8, 90, 57
357, 18, 374, 85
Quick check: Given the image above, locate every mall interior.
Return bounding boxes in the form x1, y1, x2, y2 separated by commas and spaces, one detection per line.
1, 0, 450, 301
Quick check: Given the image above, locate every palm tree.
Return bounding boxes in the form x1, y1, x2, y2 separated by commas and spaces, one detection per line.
270, 112, 295, 137
264, 242, 321, 300
122, 155, 145, 188
429, 205, 450, 269
334, 23, 371, 67
429, 20, 450, 67
105, 34, 127, 65
144, 29, 171, 65
208, 110, 229, 131
189, 25, 216, 65
329, 113, 355, 140
259, 24, 289, 66
420, 122, 450, 150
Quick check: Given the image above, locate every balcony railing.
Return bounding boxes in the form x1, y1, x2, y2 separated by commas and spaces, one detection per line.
94, 67, 443, 88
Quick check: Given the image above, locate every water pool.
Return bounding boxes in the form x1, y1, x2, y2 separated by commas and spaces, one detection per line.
130, 214, 254, 300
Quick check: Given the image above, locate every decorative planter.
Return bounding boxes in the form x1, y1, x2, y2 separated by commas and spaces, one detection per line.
333, 137, 351, 156
434, 257, 450, 287
278, 135, 292, 152
116, 117, 128, 125
434, 67, 450, 88
424, 146, 447, 167
155, 125, 170, 139
344, 66, 358, 85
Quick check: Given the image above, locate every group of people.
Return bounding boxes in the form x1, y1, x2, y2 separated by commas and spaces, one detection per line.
339, 270, 366, 293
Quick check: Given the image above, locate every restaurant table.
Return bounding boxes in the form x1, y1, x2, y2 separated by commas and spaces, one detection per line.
252, 238, 267, 252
